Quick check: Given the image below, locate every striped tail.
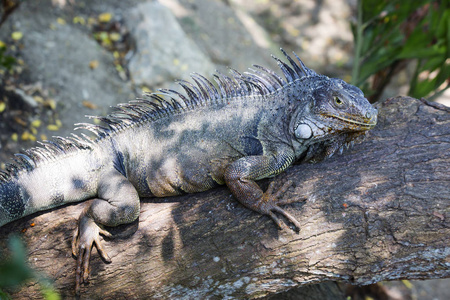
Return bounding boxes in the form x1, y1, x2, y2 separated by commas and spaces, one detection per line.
0, 178, 28, 226
0, 140, 101, 227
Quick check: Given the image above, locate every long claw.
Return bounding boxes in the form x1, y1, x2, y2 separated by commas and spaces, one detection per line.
268, 211, 289, 231
72, 227, 79, 257
75, 246, 84, 294
72, 214, 112, 294
266, 181, 277, 195
83, 246, 91, 282
272, 180, 293, 198
272, 206, 301, 230
98, 227, 113, 238
95, 235, 111, 263
261, 180, 301, 231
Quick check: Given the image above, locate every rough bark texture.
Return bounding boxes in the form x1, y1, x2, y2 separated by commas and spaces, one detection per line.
0, 96, 449, 299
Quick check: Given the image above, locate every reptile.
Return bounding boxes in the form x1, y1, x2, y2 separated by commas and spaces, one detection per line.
0, 49, 377, 293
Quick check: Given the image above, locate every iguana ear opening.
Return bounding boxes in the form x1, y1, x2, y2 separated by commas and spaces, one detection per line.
294, 123, 313, 140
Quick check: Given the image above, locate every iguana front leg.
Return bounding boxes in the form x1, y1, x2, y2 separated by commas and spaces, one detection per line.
223, 151, 301, 230
71, 169, 140, 294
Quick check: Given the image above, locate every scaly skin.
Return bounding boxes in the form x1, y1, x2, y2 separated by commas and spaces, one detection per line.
0, 49, 377, 293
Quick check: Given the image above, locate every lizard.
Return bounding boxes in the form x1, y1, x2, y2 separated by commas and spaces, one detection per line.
0, 49, 377, 293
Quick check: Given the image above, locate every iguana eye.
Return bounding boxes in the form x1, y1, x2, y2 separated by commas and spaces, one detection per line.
334, 97, 343, 106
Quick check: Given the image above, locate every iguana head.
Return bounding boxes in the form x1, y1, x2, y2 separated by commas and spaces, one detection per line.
291, 77, 377, 142
226, 48, 377, 161
276, 53, 377, 161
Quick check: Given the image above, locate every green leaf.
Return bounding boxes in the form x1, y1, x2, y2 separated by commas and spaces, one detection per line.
353, 0, 450, 100
41, 283, 62, 300
0, 236, 34, 288
410, 64, 450, 98
398, 44, 446, 59
420, 56, 446, 73
0, 236, 61, 299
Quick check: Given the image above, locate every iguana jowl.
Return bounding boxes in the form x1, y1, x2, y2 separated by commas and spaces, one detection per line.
0, 49, 377, 292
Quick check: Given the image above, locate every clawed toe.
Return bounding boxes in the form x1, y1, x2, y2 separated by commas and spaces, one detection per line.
272, 206, 301, 230
262, 180, 301, 231
72, 215, 112, 294
268, 211, 290, 231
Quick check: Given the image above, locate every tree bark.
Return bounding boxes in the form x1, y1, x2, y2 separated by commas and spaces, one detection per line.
1, 96, 449, 299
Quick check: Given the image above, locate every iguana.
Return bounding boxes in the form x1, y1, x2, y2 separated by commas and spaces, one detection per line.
0, 49, 377, 293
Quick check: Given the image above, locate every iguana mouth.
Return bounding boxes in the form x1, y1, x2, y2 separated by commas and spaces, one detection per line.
322, 113, 377, 130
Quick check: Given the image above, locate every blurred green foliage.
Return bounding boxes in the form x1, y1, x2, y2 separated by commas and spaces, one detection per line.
0, 0, 20, 72
351, 0, 450, 101
0, 46, 16, 71
0, 235, 60, 300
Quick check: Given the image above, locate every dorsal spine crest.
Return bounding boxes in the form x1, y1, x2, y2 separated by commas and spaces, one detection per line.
0, 49, 322, 182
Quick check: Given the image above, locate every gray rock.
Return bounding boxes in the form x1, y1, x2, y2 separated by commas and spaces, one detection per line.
5, 88, 38, 110
0, 0, 135, 138
162, 0, 279, 72
125, 1, 215, 88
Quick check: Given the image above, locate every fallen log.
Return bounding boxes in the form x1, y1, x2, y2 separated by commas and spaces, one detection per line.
1, 96, 449, 299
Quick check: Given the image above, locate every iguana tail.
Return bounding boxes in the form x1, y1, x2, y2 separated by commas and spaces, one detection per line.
0, 145, 100, 227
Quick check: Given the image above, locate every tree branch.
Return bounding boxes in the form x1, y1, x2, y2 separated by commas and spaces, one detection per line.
1, 96, 449, 299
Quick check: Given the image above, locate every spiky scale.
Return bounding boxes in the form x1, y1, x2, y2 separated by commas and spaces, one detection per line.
192, 73, 219, 101
191, 76, 209, 103
271, 54, 296, 83
293, 52, 318, 77
279, 48, 304, 79
159, 89, 191, 109
213, 73, 228, 99
244, 70, 274, 94
253, 64, 284, 87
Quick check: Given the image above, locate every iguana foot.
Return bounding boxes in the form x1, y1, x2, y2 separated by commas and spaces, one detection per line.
259, 180, 302, 230
72, 213, 112, 294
